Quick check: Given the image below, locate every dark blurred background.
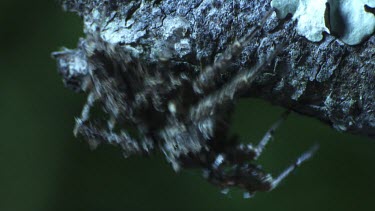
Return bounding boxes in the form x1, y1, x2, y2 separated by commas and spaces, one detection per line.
1, 1, 374, 211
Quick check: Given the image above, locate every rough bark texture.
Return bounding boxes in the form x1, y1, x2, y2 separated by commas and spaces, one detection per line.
58, 0, 374, 137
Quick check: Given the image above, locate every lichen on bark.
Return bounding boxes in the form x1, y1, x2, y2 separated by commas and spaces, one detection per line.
55, 0, 375, 137
271, 0, 375, 45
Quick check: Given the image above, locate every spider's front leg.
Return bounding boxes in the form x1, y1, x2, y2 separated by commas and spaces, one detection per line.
270, 144, 319, 189
204, 112, 317, 197
189, 42, 284, 122
205, 111, 289, 182
75, 119, 139, 152
223, 110, 290, 164
206, 144, 318, 198
73, 91, 152, 156
192, 9, 276, 95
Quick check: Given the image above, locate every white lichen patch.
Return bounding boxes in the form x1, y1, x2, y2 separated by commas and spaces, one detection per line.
271, 0, 375, 45
271, 0, 329, 42
294, 0, 330, 42
334, 0, 375, 45
271, 0, 299, 19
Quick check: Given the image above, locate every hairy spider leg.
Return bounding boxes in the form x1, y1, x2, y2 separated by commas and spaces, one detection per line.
193, 9, 276, 94
225, 110, 290, 164
270, 144, 319, 189
204, 116, 317, 196
190, 43, 284, 122
75, 119, 144, 155
73, 91, 98, 136
73, 88, 148, 154
238, 8, 276, 44
254, 110, 290, 159
72, 83, 136, 151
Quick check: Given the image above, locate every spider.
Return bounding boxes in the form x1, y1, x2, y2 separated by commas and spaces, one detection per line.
53, 7, 317, 198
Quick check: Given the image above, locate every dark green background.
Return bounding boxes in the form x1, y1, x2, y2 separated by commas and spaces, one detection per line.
1, 1, 374, 211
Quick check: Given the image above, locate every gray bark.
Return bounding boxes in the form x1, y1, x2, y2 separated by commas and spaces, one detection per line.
58, 0, 375, 137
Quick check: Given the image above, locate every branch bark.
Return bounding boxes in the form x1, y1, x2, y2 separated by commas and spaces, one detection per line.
58, 0, 375, 137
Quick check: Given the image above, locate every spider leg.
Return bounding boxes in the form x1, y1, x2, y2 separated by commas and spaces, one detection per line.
270, 144, 319, 190
73, 89, 150, 155
73, 91, 99, 136
75, 119, 148, 157
223, 111, 290, 164
200, 137, 318, 195
254, 111, 290, 159
190, 43, 284, 121
193, 9, 275, 94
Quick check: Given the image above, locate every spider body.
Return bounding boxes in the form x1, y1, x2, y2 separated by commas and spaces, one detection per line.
53, 4, 317, 197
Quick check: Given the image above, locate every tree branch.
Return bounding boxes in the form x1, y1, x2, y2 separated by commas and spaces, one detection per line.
56, 0, 375, 137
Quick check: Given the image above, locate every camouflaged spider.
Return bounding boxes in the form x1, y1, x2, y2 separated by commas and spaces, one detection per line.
53, 8, 317, 198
